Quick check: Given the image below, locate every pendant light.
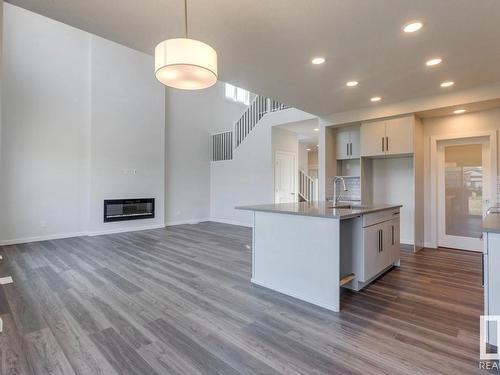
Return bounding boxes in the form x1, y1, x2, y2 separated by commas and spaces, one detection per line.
154, 0, 218, 90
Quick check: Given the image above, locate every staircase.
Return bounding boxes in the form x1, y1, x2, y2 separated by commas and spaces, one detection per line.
212, 95, 290, 161
298, 169, 318, 202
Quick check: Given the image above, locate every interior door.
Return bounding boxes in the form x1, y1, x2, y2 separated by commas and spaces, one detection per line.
275, 151, 297, 203
437, 137, 491, 251
361, 121, 386, 157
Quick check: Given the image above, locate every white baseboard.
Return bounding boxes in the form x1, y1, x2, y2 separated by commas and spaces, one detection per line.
165, 218, 210, 226
0, 223, 168, 245
0, 232, 87, 246
86, 223, 167, 237
209, 217, 253, 228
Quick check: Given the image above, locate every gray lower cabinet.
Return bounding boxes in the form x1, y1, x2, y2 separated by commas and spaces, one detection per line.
359, 210, 400, 282
483, 231, 500, 347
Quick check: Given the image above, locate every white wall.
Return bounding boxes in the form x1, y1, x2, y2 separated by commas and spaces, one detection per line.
0, 4, 165, 243
210, 110, 307, 226
298, 143, 309, 172
0, 0, 4, 241
165, 82, 247, 225
423, 107, 500, 247
372, 157, 415, 245
1, 4, 90, 242
210, 118, 273, 226
88, 35, 165, 234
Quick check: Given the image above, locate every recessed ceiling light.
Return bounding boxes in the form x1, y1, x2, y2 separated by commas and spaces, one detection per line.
426, 58, 442, 66
403, 22, 423, 33
453, 109, 466, 114
346, 81, 359, 87
314, 128, 319, 132
316, 144, 319, 147
311, 57, 325, 65
440, 81, 454, 88
306, 148, 311, 151
370, 96, 382, 102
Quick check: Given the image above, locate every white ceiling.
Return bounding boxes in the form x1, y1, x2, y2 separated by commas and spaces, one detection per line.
7, 0, 500, 116
278, 119, 319, 144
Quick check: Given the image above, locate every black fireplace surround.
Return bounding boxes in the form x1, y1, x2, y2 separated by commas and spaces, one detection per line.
104, 198, 155, 223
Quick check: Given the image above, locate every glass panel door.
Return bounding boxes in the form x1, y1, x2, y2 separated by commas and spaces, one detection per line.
438, 137, 490, 252
444, 144, 483, 238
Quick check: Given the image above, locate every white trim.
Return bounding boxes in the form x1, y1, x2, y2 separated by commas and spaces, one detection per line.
0, 232, 87, 246
209, 217, 253, 227
165, 218, 210, 226
430, 130, 498, 249
0, 223, 170, 245
86, 223, 166, 237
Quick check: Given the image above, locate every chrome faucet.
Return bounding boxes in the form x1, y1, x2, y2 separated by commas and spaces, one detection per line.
333, 176, 348, 204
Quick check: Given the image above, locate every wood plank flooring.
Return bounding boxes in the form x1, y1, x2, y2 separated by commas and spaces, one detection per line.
0, 222, 488, 374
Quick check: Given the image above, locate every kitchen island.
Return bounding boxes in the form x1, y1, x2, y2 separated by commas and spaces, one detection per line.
482, 211, 500, 351
237, 201, 402, 312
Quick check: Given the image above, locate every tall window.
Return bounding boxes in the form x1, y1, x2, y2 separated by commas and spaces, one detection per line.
225, 83, 250, 105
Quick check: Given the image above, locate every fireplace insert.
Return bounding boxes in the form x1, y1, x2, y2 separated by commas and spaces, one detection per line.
104, 198, 155, 222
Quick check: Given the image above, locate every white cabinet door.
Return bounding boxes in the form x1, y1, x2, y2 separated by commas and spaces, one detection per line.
336, 129, 350, 160
363, 223, 386, 281
385, 217, 400, 264
350, 128, 361, 159
361, 121, 386, 157
385, 117, 414, 155
487, 233, 500, 345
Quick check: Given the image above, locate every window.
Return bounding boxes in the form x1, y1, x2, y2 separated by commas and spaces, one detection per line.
225, 83, 250, 105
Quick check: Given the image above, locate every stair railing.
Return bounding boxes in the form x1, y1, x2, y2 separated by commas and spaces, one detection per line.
298, 169, 318, 202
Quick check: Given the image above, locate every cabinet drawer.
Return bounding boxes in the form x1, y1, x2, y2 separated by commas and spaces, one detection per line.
363, 209, 400, 227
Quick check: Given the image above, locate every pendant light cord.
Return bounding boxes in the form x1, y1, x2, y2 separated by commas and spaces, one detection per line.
184, 0, 188, 38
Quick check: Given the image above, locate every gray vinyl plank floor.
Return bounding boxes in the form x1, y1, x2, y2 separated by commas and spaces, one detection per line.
0, 221, 486, 374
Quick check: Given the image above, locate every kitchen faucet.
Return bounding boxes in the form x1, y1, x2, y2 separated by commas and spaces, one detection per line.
333, 176, 348, 204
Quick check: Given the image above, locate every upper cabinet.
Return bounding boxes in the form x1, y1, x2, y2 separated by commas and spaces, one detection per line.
360, 116, 414, 157
336, 126, 360, 160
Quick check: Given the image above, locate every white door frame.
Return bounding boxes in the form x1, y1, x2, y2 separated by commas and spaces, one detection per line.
274, 151, 298, 203
430, 130, 497, 249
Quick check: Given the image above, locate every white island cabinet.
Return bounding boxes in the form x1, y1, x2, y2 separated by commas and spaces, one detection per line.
482, 213, 500, 348
237, 202, 401, 312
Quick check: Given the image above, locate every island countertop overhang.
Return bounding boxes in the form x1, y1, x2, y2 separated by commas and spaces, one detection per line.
236, 202, 402, 220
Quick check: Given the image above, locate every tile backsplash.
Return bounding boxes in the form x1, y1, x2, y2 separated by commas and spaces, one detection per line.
327, 176, 361, 202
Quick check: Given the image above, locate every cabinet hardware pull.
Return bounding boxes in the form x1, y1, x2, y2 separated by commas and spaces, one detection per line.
381, 229, 384, 252
392, 225, 394, 245
346, 143, 349, 156
386, 136, 389, 151
382, 138, 384, 152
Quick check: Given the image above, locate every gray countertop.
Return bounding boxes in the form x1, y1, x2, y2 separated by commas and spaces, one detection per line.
483, 213, 500, 233
236, 201, 402, 220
